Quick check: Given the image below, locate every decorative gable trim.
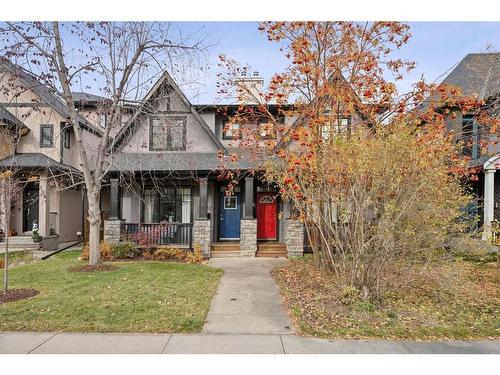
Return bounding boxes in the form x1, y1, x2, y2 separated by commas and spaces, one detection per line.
113, 71, 226, 153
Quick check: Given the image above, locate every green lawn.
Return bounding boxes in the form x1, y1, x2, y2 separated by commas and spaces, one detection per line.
0, 251, 223, 333
273, 256, 500, 340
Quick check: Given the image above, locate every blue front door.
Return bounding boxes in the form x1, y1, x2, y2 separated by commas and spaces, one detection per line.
219, 193, 240, 240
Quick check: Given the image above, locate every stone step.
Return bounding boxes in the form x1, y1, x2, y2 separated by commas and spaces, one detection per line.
0, 236, 36, 244
211, 250, 241, 258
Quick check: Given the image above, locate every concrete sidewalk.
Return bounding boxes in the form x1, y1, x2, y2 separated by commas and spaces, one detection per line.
202, 258, 293, 335
0, 332, 499, 354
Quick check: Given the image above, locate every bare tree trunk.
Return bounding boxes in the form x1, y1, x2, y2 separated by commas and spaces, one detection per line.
87, 191, 101, 265
3, 189, 10, 292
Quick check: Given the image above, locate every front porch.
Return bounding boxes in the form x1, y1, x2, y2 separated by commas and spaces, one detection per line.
102, 173, 305, 258
0, 169, 84, 253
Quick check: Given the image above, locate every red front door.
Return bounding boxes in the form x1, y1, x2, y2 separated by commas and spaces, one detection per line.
256, 193, 277, 240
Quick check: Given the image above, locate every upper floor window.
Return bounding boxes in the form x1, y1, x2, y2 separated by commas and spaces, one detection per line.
40, 124, 54, 147
99, 114, 107, 128
63, 128, 71, 149
461, 114, 480, 158
150, 116, 186, 151
321, 114, 351, 140
257, 120, 275, 139
222, 120, 240, 140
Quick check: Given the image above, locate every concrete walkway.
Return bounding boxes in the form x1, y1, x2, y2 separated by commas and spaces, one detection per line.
0, 332, 498, 354
202, 258, 293, 335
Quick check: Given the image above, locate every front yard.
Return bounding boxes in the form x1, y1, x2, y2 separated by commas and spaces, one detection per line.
273, 255, 500, 340
0, 250, 223, 333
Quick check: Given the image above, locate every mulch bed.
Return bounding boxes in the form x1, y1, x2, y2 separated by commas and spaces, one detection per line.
69, 264, 119, 273
0, 288, 40, 304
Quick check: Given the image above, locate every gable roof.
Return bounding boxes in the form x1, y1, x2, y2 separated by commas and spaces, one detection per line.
274, 70, 376, 150
441, 53, 500, 99
0, 58, 103, 136
113, 70, 226, 152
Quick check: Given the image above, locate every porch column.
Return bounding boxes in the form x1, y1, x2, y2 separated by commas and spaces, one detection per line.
110, 177, 120, 220
482, 169, 496, 240
240, 177, 257, 257
198, 178, 208, 219
244, 177, 254, 219
38, 175, 50, 237
194, 178, 211, 257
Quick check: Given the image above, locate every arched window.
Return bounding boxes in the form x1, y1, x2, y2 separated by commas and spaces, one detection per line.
259, 195, 274, 204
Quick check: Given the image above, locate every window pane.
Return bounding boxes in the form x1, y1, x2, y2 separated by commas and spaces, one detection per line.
144, 189, 158, 223
40, 125, 53, 147
151, 119, 168, 150
224, 196, 237, 209
176, 188, 191, 223
159, 188, 176, 222
168, 117, 185, 149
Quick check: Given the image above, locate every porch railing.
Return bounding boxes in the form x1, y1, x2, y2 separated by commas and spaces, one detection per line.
120, 222, 193, 248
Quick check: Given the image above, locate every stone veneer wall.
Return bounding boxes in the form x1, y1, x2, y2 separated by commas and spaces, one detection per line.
193, 219, 211, 257
285, 219, 304, 257
240, 219, 257, 257
103, 219, 123, 244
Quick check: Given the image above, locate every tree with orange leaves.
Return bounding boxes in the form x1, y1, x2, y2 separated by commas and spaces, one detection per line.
217, 22, 497, 299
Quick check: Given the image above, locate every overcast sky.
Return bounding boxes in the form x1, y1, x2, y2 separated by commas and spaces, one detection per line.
178, 22, 500, 104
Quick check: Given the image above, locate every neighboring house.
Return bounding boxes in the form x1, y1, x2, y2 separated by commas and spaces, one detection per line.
438, 53, 500, 239
0, 58, 103, 250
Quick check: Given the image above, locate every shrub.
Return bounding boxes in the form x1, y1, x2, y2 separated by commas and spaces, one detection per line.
0, 257, 4, 269
80, 241, 113, 261
186, 243, 204, 264
110, 242, 137, 259
269, 123, 473, 299
340, 286, 360, 305
153, 246, 186, 262
353, 300, 376, 313
80, 244, 89, 260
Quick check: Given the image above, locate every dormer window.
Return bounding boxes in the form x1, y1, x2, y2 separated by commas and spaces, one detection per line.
222, 120, 240, 140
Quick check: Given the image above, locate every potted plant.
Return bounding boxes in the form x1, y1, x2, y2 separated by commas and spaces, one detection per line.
32, 223, 42, 243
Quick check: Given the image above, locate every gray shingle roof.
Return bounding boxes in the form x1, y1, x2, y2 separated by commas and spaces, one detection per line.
109, 151, 261, 172
441, 53, 500, 99
0, 153, 80, 174
0, 105, 28, 131
72, 91, 110, 106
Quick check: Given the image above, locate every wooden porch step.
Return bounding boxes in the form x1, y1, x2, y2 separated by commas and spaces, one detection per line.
211, 250, 241, 258
211, 242, 241, 252
255, 251, 288, 258
256, 242, 287, 258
